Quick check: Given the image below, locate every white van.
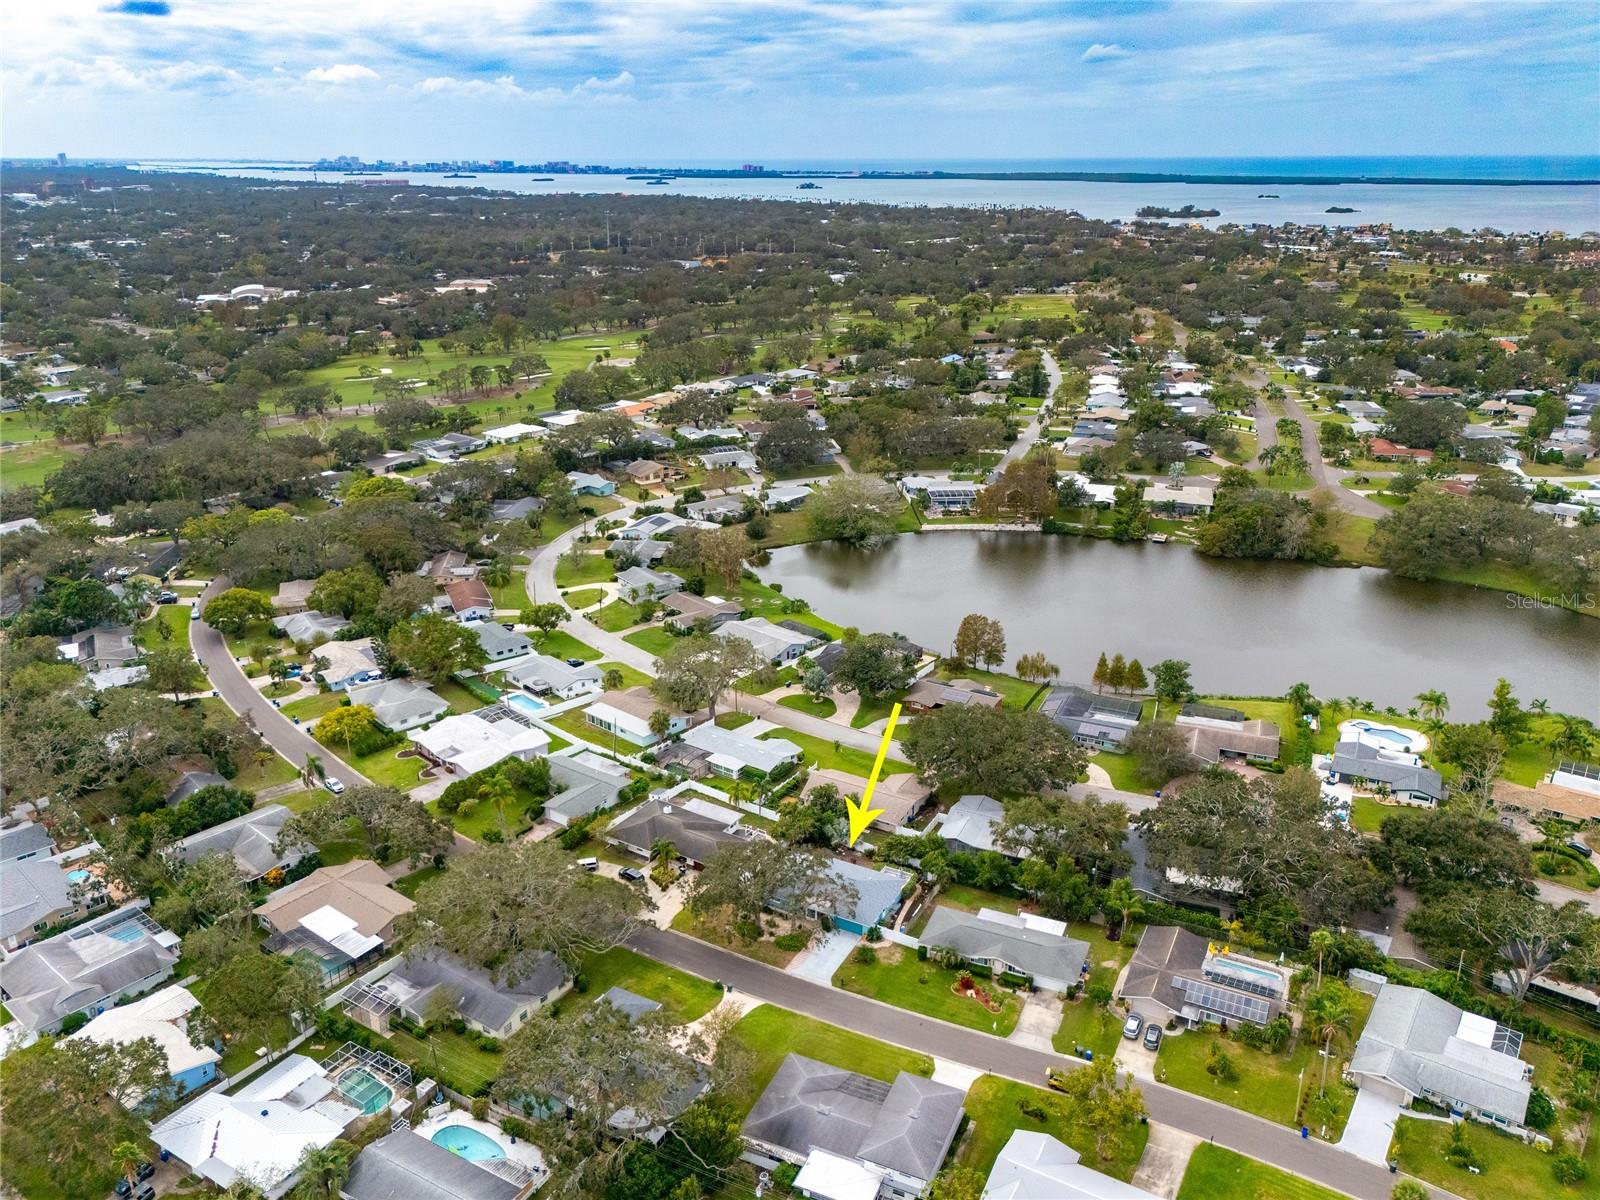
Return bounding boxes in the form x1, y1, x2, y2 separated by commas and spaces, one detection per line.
576, 857, 599, 872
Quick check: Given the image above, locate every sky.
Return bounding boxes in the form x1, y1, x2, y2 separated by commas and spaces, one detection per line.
2, 0, 1596, 162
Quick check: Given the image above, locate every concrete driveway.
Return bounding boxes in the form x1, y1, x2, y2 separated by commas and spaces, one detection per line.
1006, 992, 1063, 1053
1337, 1087, 1401, 1164
786, 928, 860, 984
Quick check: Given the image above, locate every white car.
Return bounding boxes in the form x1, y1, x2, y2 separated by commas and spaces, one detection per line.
322, 776, 346, 795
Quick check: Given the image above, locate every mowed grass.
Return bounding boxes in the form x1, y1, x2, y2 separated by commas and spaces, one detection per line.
1175, 1144, 1346, 1200
569, 947, 724, 1024
778, 694, 836, 719
833, 944, 1022, 1036
762, 728, 914, 777
1390, 1117, 1588, 1200
555, 550, 616, 588
719, 1004, 934, 1116
624, 626, 677, 657
533, 630, 600, 661
958, 1074, 1147, 1183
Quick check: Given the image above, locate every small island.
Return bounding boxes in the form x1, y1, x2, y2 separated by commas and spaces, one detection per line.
797, 181, 822, 189
1258, 193, 1279, 198
1325, 205, 1358, 213
1137, 204, 1222, 218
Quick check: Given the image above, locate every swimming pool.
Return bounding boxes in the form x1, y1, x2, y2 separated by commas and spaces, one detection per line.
505, 693, 548, 716
430, 1124, 506, 1161
337, 1067, 394, 1115
105, 921, 146, 943
1351, 721, 1413, 748
66, 869, 91, 884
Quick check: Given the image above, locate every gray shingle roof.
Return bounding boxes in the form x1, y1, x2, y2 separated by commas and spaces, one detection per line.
388, 950, 566, 1032
3, 906, 178, 1032
743, 1054, 962, 1185
0, 821, 53, 862
920, 908, 1089, 982
606, 797, 744, 865
1330, 740, 1444, 799
0, 858, 73, 941
544, 755, 629, 824
344, 1130, 521, 1200
172, 804, 305, 878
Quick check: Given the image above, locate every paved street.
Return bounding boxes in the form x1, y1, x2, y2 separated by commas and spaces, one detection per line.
631, 927, 1437, 1200
995, 349, 1059, 470
189, 578, 371, 788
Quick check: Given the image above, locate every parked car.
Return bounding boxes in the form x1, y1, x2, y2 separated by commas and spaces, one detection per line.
323, 776, 346, 795
618, 867, 645, 883
157, 591, 179, 604
1143, 1024, 1163, 1051
189, 603, 200, 620
1122, 1013, 1144, 1041
1567, 840, 1593, 859
565, 658, 586, 668
576, 857, 599, 872
136, 1164, 155, 1183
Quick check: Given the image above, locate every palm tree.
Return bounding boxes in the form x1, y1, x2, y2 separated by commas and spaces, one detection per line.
301, 754, 325, 788
1545, 716, 1595, 767
1305, 985, 1354, 1098
482, 558, 513, 589
483, 774, 516, 836
602, 667, 625, 693
1414, 690, 1449, 725
650, 839, 677, 882
648, 708, 673, 744
1308, 929, 1335, 988
296, 1140, 355, 1199
1102, 877, 1143, 940
111, 1142, 144, 1197
1286, 682, 1315, 720
1530, 698, 1550, 717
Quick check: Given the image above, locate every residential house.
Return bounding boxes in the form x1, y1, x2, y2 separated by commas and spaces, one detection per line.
607, 795, 749, 866
1553, 761, 1600, 797
446, 578, 494, 622
150, 1054, 362, 1198
1039, 686, 1143, 752
365, 450, 423, 475
625, 459, 673, 486
764, 484, 813, 509
940, 794, 1010, 857
1175, 704, 1282, 763
983, 1131, 1161, 1200
687, 494, 748, 523
742, 1054, 964, 1199
172, 803, 307, 880
584, 687, 704, 746
58, 625, 138, 670
254, 861, 416, 982
408, 707, 550, 778
681, 723, 802, 779
343, 1129, 530, 1200
615, 511, 714, 540
899, 475, 980, 513
418, 551, 475, 586
544, 753, 631, 827
482, 422, 545, 445
663, 590, 745, 631
1368, 438, 1434, 463
1, 904, 180, 1034
274, 610, 353, 645
1142, 482, 1215, 515
273, 579, 317, 614
1348, 983, 1532, 1131
1, 858, 94, 951
505, 653, 602, 699
920, 908, 1089, 992
471, 621, 530, 661
698, 448, 758, 472
347, 678, 449, 732
412, 432, 487, 461
1328, 739, 1445, 806
785, 858, 910, 936
166, 770, 228, 805
677, 424, 744, 443
813, 636, 925, 681
489, 496, 545, 522
616, 565, 684, 602
803, 768, 933, 832
312, 637, 382, 691
347, 950, 569, 1041
87, 664, 149, 691
69, 985, 220, 1102
902, 677, 1002, 714
714, 616, 819, 665
566, 471, 616, 496
1120, 926, 1291, 1029
0, 820, 53, 864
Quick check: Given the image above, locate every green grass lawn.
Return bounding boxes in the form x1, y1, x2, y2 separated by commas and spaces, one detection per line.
555, 550, 615, 588
534, 630, 600, 661
391, 864, 444, 899
958, 1074, 1147, 1183
1053, 995, 1123, 1061
778, 694, 837, 719
137, 602, 194, 649
380, 1024, 504, 1096
282, 691, 345, 722
907, 886, 1022, 936
593, 599, 648, 631
717, 711, 756, 730
349, 746, 428, 792
564, 588, 605, 609
1087, 751, 1150, 793
935, 666, 1044, 710
596, 660, 651, 689
850, 695, 899, 729
434, 678, 489, 714
229, 748, 302, 793
1390, 1117, 1587, 1200
545, 707, 610, 749
762, 728, 914, 777
569, 947, 723, 1024
1350, 793, 1397, 834
1155, 1015, 1366, 1141
425, 793, 533, 842
833, 944, 1022, 1036
624, 626, 678, 657
1175, 1144, 1346, 1200
719, 1004, 934, 1116
1536, 850, 1600, 891
668, 908, 800, 969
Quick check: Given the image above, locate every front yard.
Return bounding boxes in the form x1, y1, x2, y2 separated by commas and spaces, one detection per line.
719, 1004, 934, 1116
624, 627, 678, 657
761, 728, 914, 778
1390, 1116, 1590, 1200
956, 1074, 1147, 1183
1175, 1144, 1346, 1200
832, 944, 1022, 1037
668, 908, 804, 969
568, 947, 724, 1024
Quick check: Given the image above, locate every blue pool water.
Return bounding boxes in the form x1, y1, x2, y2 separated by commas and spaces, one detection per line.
430, 1124, 506, 1161
105, 922, 145, 943
66, 869, 91, 884
505, 693, 548, 716
338, 1067, 393, 1115
1352, 722, 1413, 747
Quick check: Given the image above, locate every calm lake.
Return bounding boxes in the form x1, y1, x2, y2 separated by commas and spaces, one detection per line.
758, 534, 1600, 721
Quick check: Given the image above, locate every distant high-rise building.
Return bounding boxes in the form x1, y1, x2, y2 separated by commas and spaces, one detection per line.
740, 163, 764, 173
56, 152, 66, 166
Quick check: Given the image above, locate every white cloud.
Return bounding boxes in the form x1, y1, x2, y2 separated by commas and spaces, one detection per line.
1080, 42, 1131, 62
304, 63, 378, 84
416, 74, 525, 97
574, 70, 634, 94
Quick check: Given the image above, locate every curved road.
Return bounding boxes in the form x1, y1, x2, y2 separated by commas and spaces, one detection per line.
996, 349, 1060, 470
189, 578, 372, 788
633, 927, 1440, 1200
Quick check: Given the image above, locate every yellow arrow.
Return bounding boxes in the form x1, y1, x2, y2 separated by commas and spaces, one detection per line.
846, 702, 902, 847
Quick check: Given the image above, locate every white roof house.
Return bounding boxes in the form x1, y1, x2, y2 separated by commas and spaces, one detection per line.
69, 984, 220, 1098
346, 678, 449, 731
310, 638, 381, 690
713, 616, 820, 664
482, 422, 545, 444
150, 1054, 360, 1197
408, 708, 549, 777
504, 653, 602, 699
1142, 482, 1215, 512
681, 724, 801, 778
983, 1131, 1160, 1200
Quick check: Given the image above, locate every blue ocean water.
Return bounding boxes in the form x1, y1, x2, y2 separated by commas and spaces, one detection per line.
703, 157, 1600, 181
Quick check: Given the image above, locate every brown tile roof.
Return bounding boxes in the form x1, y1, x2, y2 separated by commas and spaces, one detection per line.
446, 579, 492, 611
253, 860, 415, 937
1493, 779, 1600, 822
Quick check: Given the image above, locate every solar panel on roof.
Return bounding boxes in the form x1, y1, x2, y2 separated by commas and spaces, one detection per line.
1176, 977, 1273, 1024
